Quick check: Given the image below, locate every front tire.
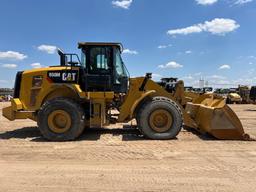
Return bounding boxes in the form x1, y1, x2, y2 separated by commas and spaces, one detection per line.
137, 97, 183, 140
37, 98, 85, 141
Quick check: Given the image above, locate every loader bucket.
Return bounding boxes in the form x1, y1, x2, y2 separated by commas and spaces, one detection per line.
185, 94, 250, 140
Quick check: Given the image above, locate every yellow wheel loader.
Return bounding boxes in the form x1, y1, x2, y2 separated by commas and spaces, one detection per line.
226, 92, 242, 104
2, 42, 250, 141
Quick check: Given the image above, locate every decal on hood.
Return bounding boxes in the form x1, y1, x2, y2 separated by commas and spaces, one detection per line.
47, 70, 78, 83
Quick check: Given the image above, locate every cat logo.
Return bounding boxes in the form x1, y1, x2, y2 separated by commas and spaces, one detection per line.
62, 73, 76, 81
47, 70, 78, 83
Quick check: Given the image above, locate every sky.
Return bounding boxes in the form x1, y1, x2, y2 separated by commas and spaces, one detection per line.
0, 0, 256, 88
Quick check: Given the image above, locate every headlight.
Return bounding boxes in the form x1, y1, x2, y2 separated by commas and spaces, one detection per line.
32, 76, 43, 87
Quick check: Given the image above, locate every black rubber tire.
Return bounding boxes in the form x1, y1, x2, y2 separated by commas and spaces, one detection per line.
137, 97, 183, 140
37, 98, 85, 141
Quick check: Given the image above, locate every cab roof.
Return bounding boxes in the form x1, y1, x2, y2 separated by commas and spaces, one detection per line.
78, 42, 123, 52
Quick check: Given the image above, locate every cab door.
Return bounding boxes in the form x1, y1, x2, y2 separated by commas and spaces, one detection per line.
84, 46, 113, 91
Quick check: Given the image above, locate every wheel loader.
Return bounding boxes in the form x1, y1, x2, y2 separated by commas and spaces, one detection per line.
2, 42, 250, 141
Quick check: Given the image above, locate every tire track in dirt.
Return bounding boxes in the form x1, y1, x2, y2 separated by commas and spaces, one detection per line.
0, 102, 256, 191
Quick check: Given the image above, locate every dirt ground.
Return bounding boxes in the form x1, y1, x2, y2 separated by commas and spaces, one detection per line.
0, 103, 256, 192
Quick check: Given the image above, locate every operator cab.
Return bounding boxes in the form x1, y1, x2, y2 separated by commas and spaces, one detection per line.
78, 42, 129, 93
58, 42, 129, 93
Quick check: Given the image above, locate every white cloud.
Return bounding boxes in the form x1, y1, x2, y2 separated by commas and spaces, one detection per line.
185, 50, 192, 54
158, 61, 183, 69
208, 75, 226, 79
182, 75, 194, 80
31, 63, 45, 68
219, 64, 231, 70
158, 44, 172, 49
204, 75, 229, 86
167, 18, 240, 36
182, 73, 238, 87
38, 45, 57, 54
202, 18, 240, 35
232, 78, 252, 85
234, 0, 253, 5
212, 79, 231, 85
196, 0, 218, 5
182, 73, 203, 86
152, 73, 162, 78
158, 45, 167, 49
112, 0, 133, 9
1, 64, 17, 69
249, 55, 256, 59
168, 25, 203, 36
196, 0, 253, 6
123, 49, 138, 55
0, 51, 27, 61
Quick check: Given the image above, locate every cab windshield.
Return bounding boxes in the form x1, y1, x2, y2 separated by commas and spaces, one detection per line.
114, 49, 128, 84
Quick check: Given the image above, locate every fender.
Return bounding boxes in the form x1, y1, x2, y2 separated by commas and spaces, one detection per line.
130, 90, 156, 119
118, 90, 155, 122
37, 84, 84, 110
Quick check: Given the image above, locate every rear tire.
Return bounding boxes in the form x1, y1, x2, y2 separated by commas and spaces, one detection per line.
37, 98, 85, 141
137, 97, 183, 140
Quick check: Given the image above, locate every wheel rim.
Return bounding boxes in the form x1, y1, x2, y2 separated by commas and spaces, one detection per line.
149, 109, 173, 133
47, 110, 72, 134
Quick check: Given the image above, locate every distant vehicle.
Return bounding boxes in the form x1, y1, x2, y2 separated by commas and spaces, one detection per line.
203, 87, 213, 93
249, 86, 256, 103
158, 78, 178, 93
227, 88, 242, 104
238, 85, 251, 104
184, 86, 193, 92
193, 88, 202, 93
184, 87, 213, 94
214, 88, 229, 97
214, 88, 242, 104
227, 92, 242, 104
0, 88, 14, 101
